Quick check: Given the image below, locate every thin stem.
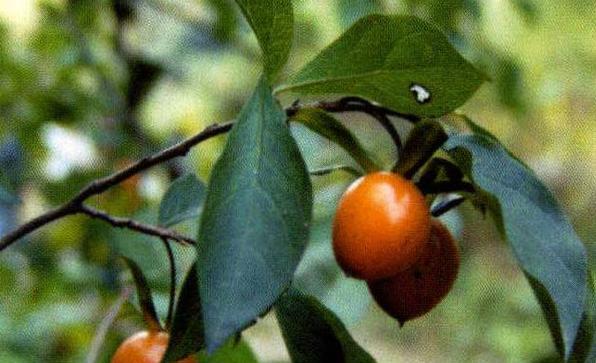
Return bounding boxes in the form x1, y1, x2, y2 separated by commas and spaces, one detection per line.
288, 96, 421, 124
337, 97, 403, 155
79, 205, 196, 245
0, 121, 230, 251
431, 196, 466, 217
161, 237, 177, 330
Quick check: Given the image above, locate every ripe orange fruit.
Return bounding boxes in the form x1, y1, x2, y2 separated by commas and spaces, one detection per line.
332, 171, 431, 280
111, 330, 197, 363
368, 219, 460, 325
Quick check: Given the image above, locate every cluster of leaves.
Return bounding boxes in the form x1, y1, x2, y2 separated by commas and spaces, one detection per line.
0, 0, 592, 362
112, 1, 591, 362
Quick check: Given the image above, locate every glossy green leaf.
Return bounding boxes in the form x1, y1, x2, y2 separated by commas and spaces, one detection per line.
568, 273, 595, 363
121, 256, 162, 332
275, 289, 376, 363
443, 118, 588, 359
394, 119, 448, 178
197, 339, 258, 363
278, 15, 485, 116
158, 174, 206, 228
197, 78, 313, 352
234, 0, 293, 81
162, 264, 203, 363
290, 108, 380, 173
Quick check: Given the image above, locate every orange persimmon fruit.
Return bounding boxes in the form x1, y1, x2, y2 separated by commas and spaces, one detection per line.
368, 219, 460, 324
332, 171, 431, 280
111, 330, 196, 363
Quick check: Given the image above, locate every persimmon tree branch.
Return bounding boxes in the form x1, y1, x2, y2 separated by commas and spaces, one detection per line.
0, 122, 232, 251
0, 97, 418, 252
78, 205, 196, 245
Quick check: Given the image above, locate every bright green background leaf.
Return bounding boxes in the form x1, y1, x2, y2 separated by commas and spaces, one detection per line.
234, 0, 294, 81
278, 15, 485, 116
158, 173, 206, 228
197, 78, 312, 352
275, 288, 376, 363
443, 119, 588, 359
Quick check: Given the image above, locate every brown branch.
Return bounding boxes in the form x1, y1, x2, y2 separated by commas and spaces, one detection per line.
0, 96, 417, 252
0, 121, 231, 251
78, 205, 196, 245
288, 96, 421, 124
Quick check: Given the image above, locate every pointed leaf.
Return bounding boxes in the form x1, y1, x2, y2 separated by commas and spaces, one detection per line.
394, 119, 448, 178
158, 174, 206, 228
443, 118, 588, 359
291, 108, 380, 172
121, 256, 162, 332
234, 0, 293, 81
275, 289, 376, 363
278, 15, 485, 117
197, 78, 313, 352
162, 264, 204, 363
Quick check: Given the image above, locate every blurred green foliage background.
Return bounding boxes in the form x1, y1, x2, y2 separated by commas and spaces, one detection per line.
0, 0, 594, 362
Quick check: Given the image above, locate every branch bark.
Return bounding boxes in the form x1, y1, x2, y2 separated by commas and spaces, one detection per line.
0, 97, 417, 251
0, 122, 231, 251
78, 205, 196, 245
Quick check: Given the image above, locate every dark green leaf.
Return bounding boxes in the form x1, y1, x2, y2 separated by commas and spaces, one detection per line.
394, 119, 448, 178
158, 174, 206, 228
162, 264, 204, 363
121, 256, 162, 332
197, 339, 258, 363
197, 78, 313, 352
290, 108, 380, 173
443, 118, 588, 359
275, 289, 376, 363
234, 0, 293, 81
277, 15, 485, 117
568, 273, 595, 363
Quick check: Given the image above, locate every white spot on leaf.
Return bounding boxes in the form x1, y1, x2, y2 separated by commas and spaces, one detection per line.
409, 83, 431, 104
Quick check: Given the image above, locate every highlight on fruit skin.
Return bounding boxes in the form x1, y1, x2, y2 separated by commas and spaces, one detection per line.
111, 330, 197, 363
332, 171, 431, 280
367, 219, 460, 325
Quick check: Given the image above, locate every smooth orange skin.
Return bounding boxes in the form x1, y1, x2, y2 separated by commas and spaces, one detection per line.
368, 219, 460, 324
332, 171, 431, 280
111, 331, 197, 363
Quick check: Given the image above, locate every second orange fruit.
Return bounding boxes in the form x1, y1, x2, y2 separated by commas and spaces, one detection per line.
111, 330, 197, 363
332, 171, 431, 280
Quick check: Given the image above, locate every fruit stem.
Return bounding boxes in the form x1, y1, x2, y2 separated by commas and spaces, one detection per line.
431, 196, 466, 217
